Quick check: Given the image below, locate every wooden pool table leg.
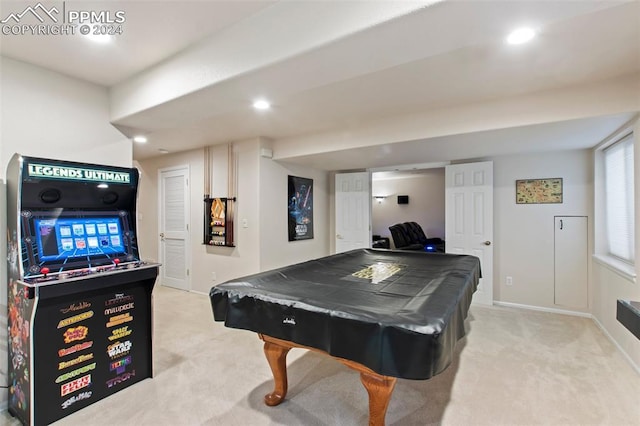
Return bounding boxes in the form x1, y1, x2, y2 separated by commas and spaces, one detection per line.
262, 338, 291, 406
359, 372, 397, 426
259, 334, 397, 425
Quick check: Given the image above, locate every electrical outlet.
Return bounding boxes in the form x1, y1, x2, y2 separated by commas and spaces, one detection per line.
242, 219, 248, 228
211, 272, 217, 281
506, 276, 513, 286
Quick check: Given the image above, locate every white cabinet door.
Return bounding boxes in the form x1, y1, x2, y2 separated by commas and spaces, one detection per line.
554, 216, 588, 309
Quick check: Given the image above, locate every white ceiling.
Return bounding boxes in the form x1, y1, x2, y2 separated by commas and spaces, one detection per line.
1, 0, 638, 169
0, 1, 276, 86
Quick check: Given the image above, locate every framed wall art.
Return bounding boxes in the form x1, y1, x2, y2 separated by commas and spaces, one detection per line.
288, 175, 314, 241
516, 178, 563, 204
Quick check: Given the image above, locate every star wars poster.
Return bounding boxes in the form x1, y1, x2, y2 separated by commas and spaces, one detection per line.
288, 175, 313, 241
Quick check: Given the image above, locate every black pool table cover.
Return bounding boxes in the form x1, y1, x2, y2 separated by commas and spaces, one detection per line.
210, 249, 480, 380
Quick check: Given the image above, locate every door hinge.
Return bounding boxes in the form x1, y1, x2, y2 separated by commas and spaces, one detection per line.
186, 269, 190, 276
186, 224, 189, 231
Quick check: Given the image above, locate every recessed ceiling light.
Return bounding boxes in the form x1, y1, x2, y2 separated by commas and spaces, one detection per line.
97, 183, 109, 189
252, 99, 271, 110
133, 136, 147, 143
506, 27, 536, 45
83, 33, 113, 44
158, 149, 169, 154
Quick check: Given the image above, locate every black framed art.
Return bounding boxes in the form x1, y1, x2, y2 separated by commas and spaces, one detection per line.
288, 175, 314, 241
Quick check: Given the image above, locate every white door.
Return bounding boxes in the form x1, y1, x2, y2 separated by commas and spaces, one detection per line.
554, 216, 588, 309
335, 172, 371, 253
445, 162, 493, 306
158, 166, 190, 291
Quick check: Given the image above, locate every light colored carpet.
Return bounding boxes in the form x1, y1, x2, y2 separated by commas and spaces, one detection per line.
2, 285, 638, 426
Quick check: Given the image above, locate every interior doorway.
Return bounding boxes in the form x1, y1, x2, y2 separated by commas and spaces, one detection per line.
370, 161, 494, 306
371, 168, 446, 249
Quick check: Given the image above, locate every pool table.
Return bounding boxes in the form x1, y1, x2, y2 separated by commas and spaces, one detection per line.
210, 249, 480, 425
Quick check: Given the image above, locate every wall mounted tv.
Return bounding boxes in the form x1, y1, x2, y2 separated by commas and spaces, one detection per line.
397, 195, 409, 204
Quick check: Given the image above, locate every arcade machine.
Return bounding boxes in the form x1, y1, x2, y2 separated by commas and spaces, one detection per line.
5, 155, 159, 425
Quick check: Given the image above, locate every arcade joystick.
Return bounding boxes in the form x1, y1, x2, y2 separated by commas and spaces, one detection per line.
40, 267, 50, 276
113, 258, 121, 266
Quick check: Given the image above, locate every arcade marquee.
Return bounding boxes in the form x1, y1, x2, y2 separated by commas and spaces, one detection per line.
5, 155, 159, 425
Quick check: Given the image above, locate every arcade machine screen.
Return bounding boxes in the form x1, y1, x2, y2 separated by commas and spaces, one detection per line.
22, 210, 138, 278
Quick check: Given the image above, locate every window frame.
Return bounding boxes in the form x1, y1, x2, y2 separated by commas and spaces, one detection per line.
593, 125, 636, 282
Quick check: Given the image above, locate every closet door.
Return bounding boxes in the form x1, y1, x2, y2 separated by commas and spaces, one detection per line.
554, 216, 588, 309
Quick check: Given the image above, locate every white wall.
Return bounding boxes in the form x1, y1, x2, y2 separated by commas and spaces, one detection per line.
137, 138, 330, 294
0, 57, 132, 408
136, 144, 261, 295
371, 169, 445, 245
493, 150, 593, 311
0, 57, 131, 176
259, 153, 330, 272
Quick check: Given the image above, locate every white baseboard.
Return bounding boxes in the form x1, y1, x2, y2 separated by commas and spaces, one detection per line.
492, 301, 592, 318
493, 301, 640, 375
591, 316, 640, 376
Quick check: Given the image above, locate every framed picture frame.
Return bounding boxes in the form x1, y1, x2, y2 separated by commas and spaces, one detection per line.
516, 178, 563, 204
288, 175, 314, 241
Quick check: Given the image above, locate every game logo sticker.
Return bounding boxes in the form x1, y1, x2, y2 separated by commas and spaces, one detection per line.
26, 164, 130, 184
107, 340, 132, 359
62, 391, 92, 410
106, 370, 135, 389
105, 293, 134, 307
57, 311, 94, 328
55, 363, 96, 383
108, 326, 132, 341
109, 356, 131, 375
59, 353, 94, 370
59, 341, 93, 357
60, 301, 91, 314
106, 313, 133, 328
60, 374, 91, 397
104, 302, 134, 316
350, 262, 404, 284
63, 326, 89, 344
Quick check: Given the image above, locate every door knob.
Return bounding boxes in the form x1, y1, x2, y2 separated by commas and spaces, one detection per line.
484, 241, 491, 246
336, 234, 343, 239
160, 233, 165, 241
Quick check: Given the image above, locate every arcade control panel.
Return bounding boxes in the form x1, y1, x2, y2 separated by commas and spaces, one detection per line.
24, 259, 155, 285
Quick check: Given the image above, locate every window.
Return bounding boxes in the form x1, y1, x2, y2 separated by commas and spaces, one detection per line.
603, 133, 634, 264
